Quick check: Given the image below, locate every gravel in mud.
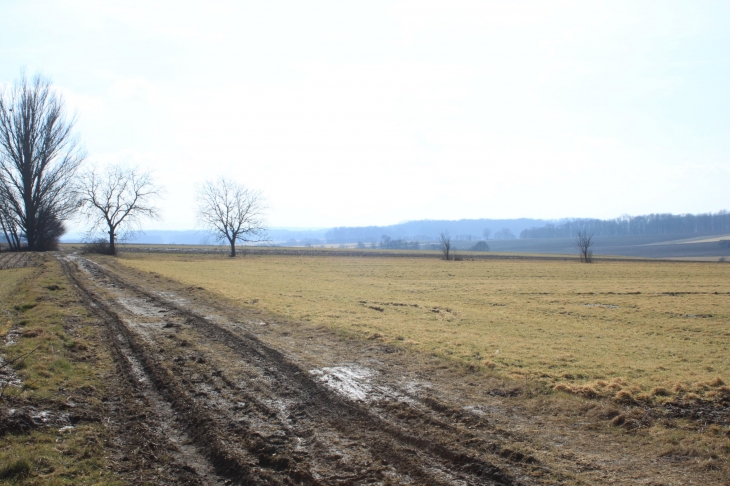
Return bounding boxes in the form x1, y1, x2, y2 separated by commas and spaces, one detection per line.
58, 253, 728, 485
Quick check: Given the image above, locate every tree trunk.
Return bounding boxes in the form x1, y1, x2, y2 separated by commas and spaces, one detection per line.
109, 228, 116, 255
24, 201, 35, 250
229, 239, 236, 257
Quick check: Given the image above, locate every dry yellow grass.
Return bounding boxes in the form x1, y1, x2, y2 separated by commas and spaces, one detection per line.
119, 253, 730, 400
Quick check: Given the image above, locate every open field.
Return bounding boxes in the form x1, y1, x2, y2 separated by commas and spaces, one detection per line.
118, 253, 730, 403
1, 249, 728, 483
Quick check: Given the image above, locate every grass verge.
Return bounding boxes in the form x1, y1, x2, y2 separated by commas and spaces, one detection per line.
0, 254, 119, 485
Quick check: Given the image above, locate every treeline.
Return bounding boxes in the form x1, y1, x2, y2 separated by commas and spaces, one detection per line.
324, 218, 548, 244
521, 211, 730, 238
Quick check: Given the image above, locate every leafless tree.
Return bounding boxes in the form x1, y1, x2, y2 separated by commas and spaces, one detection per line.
77, 164, 162, 255
439, 231, 451, 260
482, 228, 492, 240
196, 178, 268, 257
0, 72, 84, 251
494, 228, 516, 240
575, 230, 594, 263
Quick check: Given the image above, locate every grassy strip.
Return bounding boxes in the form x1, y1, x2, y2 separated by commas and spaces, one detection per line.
0, 255, 119, 485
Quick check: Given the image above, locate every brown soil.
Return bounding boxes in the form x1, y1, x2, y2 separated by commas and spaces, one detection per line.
0, 252, 37, 270
57, 252, 729, 485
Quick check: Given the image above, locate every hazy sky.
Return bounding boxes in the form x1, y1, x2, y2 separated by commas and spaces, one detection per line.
2, 1, 729, 230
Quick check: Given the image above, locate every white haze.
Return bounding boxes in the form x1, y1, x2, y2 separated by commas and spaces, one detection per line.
1, 1, 729, 230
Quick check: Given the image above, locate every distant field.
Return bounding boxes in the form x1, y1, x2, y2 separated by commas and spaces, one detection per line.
64, 230, 730, 259
118, 253, 730, 403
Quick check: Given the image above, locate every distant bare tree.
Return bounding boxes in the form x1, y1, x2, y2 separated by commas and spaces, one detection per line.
0, 72, 85, 251
494, 228, 516, 240
196, 178, 268, 257
575, 230, 594, 263
482, 228, 492, 240
439, 231, 451, 260
77, 165, 162, 255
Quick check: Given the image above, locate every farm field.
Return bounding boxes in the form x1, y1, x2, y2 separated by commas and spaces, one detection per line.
118, 252, 730, 403
2, 249, 729, 483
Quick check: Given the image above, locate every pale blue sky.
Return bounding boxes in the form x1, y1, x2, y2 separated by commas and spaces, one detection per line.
2, 1, 728, 229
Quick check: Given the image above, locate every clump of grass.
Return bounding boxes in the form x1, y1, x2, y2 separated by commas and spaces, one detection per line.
709, 376, 725, 387
0, 457, 32, 480
21, 328, 45, 338
553, 383, 598, 398
51, 357, 72, 373
13, 303, 37, 312
64, 339, 89, 351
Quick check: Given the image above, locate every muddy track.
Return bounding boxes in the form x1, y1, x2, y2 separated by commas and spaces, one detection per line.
59, 255, 224, 485
59, 253, 543, 485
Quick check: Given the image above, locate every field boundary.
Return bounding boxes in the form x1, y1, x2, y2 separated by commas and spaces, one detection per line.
61, 244, 728, 264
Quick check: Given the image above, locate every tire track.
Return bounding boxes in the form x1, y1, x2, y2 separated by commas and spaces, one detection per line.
60, 255, 252, 484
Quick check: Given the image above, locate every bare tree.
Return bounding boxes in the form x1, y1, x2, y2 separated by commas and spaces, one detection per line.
0, 72, 85, 251
575, 230, 594, 263
439, 231, 451, 260
482, 228, 492, 240
196, 178, 268, 257
494, 228, 516, 240
77, 165, 162, 255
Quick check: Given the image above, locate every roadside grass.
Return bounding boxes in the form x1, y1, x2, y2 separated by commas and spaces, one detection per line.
118, 253, 730, 404
0, 255, 119, 485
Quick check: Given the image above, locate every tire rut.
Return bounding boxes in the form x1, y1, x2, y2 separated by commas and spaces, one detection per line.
60, 255, 249, 484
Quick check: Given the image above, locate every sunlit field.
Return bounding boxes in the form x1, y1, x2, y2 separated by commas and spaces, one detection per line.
119, 253, 730, 402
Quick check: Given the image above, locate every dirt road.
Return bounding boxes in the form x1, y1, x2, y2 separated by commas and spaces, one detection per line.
58, 253, 725, 485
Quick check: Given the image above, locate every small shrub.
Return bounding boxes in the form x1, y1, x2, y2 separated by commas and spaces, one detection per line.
81, 239, 113, 255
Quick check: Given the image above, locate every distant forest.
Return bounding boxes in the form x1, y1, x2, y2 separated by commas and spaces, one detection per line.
323, 218, 548, 244
521, 211, 730, 238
